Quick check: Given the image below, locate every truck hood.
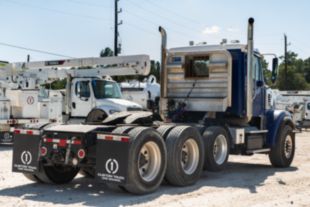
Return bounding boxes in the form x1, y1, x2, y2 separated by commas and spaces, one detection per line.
96, 98, 142, 114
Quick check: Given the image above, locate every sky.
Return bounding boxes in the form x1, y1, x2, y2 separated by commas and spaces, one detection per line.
0, 0, 310, 69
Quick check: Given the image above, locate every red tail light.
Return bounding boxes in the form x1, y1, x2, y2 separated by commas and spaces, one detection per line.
77, 149, 86, 159
41, 147, 47, 156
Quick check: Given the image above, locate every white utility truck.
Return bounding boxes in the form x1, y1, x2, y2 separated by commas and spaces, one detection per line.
273, 90, 310, 129
120, 75, 160, 110
0, 55, 149, 143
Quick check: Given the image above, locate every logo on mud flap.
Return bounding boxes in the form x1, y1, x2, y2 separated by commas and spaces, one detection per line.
21, 151, 32, 165
26, 96, 35, 105
3, 132, 10, 140
105, 158, 119, 174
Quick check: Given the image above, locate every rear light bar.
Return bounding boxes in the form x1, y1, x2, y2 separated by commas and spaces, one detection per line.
97, 134, 130, 143
7, 119, 39, 124
30, 119, 39, 123
7, 119, 17, 124
43, 138, 82, 145
14, 129, 40, 135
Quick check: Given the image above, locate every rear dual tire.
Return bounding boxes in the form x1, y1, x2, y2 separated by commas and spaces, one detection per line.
123, 127, 167, 194
165, 126, 204, 186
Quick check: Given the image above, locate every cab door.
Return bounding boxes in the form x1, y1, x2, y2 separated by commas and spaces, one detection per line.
71, 80, 93, 117
252, 56, 265, 116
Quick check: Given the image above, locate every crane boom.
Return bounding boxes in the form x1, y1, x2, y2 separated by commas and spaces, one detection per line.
0, 54, 150, 89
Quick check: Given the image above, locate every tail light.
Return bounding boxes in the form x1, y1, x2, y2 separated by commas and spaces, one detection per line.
41, 146, 47, 156
77, 149, 86, 159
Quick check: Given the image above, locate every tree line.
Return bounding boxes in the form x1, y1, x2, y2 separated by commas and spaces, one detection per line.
264, 51, 310, 90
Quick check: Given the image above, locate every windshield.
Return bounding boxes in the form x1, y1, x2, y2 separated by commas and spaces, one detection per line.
91, 80, 122, 99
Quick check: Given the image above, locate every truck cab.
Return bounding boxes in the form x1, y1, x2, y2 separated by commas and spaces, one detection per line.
71, 77, 141, 118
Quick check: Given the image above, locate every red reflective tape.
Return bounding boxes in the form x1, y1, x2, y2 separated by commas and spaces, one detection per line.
73, 140, 81, 145
14, 129, 21, 134
26, 130, 33, 135
105, 135, 113, 141
45, 138, 53, 143
58, 139, 67, 147
121, 137, 130, 142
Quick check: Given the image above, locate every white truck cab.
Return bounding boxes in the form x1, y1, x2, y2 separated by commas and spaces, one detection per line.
71, 78, 141, 117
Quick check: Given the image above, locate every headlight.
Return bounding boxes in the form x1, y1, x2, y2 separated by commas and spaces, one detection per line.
109, 109, 121, 114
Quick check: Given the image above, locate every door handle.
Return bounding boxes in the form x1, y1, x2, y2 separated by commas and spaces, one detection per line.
72, 102, 76, 109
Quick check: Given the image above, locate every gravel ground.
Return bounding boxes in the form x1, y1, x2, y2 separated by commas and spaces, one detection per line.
0, 131, 309, 207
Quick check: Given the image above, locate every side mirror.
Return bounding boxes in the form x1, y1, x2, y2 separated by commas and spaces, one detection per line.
271, 57, 278, 83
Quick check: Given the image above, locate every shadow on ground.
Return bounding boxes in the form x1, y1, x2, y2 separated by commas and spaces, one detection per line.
0, 161, 298, 207
0, 145, 12, 152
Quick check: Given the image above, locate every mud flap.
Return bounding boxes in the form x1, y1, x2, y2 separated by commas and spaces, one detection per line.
12, 131, 41, 173
95, 133, 130, 184
0, 131, 13, 143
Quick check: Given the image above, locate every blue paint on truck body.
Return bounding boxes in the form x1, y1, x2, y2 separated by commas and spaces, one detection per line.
265, 110, 294, 146
226, 49, 247, 117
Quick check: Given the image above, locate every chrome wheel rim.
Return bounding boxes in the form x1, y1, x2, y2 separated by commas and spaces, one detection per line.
213, 134, 228, 165
181, 139, 199, 175
138, 141, 161, 182
284, 135, 293, 159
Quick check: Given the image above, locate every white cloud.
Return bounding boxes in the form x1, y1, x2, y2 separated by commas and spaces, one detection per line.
202, 26, 221, 35
227, 27, 239, 32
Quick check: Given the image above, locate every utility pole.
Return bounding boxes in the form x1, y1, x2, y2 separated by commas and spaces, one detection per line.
114, 0, 122, 56
284, 34, 288, 90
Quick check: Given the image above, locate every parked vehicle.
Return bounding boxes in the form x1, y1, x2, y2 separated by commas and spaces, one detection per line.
120, 75, 160, 110
273, 90, 310, 129
12, 18, 295, 195
0, 55, 149, 143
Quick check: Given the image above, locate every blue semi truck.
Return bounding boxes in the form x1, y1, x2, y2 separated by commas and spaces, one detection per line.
12, 18, 295, 195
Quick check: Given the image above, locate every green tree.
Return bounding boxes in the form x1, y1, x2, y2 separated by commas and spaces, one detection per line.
150, 60, 160, 81
276, 65, 308, 90
43, 79, 67, 90
304, 57, 310, 83
100, 47, 114, 57
276, 51, 309, 90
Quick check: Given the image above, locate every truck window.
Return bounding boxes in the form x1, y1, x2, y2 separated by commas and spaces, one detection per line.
185, 56, 210, 78
75, 81, 90, 98
308, 103, 310, 110
92, 80, 122, 99
253, 56, 263, 81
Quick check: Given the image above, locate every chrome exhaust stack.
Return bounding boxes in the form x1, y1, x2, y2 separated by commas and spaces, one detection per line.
159, 26, 168, 119
246, 18, 254, 121
65, 74, 72, 116
159, 26, 167, 99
